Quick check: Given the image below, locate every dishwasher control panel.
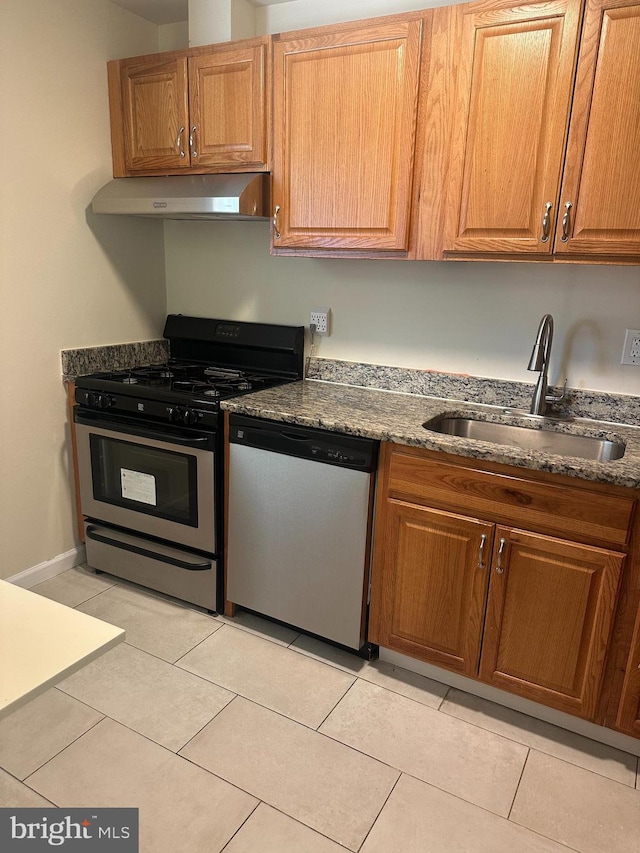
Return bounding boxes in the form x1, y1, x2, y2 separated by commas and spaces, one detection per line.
229, 415, 378, 472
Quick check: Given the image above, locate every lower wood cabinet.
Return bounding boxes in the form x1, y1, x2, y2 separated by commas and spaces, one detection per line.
369, 443, 637, 726
479, 528, 623, 718
617, 605, 640, 736
379, 501, 493, 676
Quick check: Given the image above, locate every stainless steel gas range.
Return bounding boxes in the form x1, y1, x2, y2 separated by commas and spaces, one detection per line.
73, 315, 304, 613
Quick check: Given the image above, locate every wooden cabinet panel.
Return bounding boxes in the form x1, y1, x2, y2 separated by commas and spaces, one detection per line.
442, 0, 581, 255
120, 56, 190, 172
617, 604, 640, 735
109, 38, 269, 177
480, 528, 624, 717
272, 20, 422, 251
369, 500, 493, 675
387, 450, 634, 547
369, 443, 636, 726
554, 0, 640, 256
188, 41, 268, 170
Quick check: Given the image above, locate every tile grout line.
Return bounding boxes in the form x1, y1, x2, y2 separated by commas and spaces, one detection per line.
435, 684, 451, 710
18, 713, 108, 802
507, 746, 529, 821
218, 798, 261, 852
435, 697, 638, 788
286, 640, 454, 710
354, 771, 402, 852
175, 693, 239, 754
313, 675, 359, 731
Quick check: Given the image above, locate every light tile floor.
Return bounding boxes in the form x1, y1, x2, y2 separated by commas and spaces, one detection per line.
1, 565, 638, 852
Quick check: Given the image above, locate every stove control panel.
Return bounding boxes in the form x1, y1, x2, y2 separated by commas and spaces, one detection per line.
168, 406, 202, 426
75, 387, 218, 429
75, 390, 115, 410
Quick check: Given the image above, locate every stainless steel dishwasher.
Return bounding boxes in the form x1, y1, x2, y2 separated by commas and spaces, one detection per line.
226, 415, 378, 652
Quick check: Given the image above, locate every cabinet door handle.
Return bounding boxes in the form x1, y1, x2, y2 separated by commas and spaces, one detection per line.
273, 205, 281, 239
175, 125, 186, 158
496, 537, 506, 574
478, 533, 487, 569
189, 125, 198, 158
561, 201, 572, 242
541, 201, 553, 242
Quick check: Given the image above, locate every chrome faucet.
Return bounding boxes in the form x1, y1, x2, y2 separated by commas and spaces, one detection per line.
528, 314, 565, 417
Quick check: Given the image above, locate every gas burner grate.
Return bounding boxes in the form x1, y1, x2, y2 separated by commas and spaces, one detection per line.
172, 380, 211, 394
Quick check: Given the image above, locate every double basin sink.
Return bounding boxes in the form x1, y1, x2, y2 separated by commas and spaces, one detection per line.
423, 413, 626, 462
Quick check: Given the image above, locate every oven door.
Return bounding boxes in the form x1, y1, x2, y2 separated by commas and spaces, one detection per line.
74, 409, 215, 555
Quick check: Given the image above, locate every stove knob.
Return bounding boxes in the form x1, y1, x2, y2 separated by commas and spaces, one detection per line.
182, 408, 201, 426
96, 394, 113, 409
167, 406, 183, 423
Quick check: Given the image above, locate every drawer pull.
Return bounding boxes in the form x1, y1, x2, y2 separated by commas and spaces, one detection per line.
478, 533, 487, 569
496, 537, 506, 574
175, 125, 185, 158
561, 201, 572, 242
189, 125, 198, 158
541, 201, 553, 242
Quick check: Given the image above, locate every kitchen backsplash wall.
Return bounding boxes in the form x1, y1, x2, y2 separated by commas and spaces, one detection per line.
164, 221, 640, 398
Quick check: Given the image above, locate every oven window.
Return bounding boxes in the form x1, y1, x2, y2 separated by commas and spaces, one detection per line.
89, 435, 198, 526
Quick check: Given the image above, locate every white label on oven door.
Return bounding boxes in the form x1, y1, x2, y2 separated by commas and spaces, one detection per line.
120, 468, 157, 505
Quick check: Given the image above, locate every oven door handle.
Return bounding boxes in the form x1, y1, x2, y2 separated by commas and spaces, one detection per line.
85, 525, 212, 571
74, 410, 211, 448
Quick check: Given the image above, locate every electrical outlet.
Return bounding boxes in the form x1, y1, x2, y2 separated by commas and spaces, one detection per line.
621, 329, 640, 365
310, 307, 331, 336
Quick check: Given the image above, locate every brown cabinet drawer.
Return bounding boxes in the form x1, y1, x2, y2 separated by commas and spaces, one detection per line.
387, 450, 634, 547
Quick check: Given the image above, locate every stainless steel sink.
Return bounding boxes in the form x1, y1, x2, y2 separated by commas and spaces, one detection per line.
423, 417, 625, 462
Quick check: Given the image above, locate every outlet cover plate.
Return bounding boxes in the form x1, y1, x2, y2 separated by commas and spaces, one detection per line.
310, 307, 331, 336
621, 329, 640, 365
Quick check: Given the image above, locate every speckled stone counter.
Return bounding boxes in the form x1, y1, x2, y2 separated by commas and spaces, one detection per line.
61, 340, 168, 382
306, 358, 640, 426
221, 379, 640, 489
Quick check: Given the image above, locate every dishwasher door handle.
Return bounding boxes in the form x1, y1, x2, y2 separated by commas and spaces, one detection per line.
280, 431, 312, 442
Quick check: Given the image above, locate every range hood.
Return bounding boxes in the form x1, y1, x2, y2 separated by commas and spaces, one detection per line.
91, 173, 270, 220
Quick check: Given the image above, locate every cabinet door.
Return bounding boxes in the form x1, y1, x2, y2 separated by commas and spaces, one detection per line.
480, 528, 624, 719
369, 500, 493, 676
120, 56, 190, 172
442, 0, 581, 255
553, 0, 640, 257
188, 40, 268, 171
616, 605, 640, 736
272, 20, 422, 251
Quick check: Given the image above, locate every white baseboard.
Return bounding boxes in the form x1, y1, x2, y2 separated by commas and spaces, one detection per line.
380, 647, 640, 758
7, 545, 87, 589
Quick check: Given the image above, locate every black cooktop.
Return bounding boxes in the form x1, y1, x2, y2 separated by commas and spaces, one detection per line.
74, 316, 305, 424
83, 362, 289, 402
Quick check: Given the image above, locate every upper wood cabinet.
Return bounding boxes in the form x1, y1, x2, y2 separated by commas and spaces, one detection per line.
416, 0, 640, 261
115, 56, 190, 173
271, 19, 423, 253
553, 0, 640, 257
108, 37, 270, 176
430, 0, 582, 257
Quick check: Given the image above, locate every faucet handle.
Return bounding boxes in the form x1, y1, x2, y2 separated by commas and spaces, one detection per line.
545, 379, 567, 404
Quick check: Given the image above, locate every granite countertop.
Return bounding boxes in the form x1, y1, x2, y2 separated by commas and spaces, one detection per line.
221, 379, 640, 489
